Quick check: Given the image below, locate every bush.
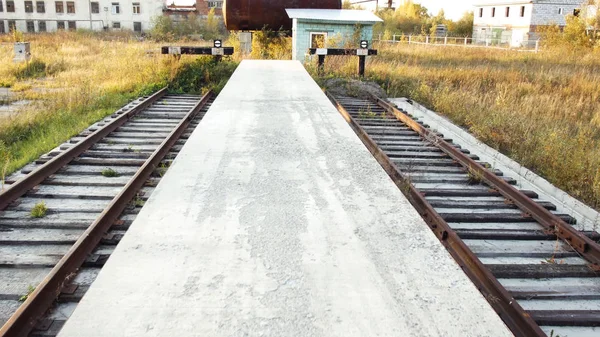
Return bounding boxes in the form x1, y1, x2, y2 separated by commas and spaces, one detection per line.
250, 29, 292, 60
169, 57, 238, 94
13, 59, 47, 79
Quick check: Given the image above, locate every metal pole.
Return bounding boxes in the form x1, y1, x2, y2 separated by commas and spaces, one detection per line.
318, 55, 325, 75
426, 36, 429, 44
358, 55, 366, 77
408, 35, 412, 44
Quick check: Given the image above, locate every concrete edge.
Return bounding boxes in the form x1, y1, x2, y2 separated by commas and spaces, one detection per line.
390, 97, 600, 232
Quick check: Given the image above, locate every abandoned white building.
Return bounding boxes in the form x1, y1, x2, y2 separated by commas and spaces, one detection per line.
472, 0, 584, 47
0, 0, 166, 33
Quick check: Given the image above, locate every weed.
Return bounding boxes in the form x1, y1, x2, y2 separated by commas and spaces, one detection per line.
30, 201, 48, 218
101, 168, 119, 177
19, 285, 35, 302
123, 145, 134, 153
466, 166, 484, 185
157, 161, 171, 177
131, 195, 145, 208
358, 104, 377, 118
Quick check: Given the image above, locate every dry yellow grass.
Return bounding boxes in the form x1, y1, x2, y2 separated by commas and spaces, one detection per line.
361, 43, 600, 209
310, 43, 600, 209
0, 31, 209, 176
0, 32, 173, 175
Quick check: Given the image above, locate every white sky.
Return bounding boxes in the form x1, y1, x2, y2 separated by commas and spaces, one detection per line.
171, 0, 476, 21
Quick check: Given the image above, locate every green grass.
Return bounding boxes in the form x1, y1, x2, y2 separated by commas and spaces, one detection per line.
19, 285, 35, 302
0, 32, 238, 178
30, 201, 48, 218
101, 168, 119, 177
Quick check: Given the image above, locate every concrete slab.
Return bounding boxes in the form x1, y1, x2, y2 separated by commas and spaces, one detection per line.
58, 61, 513, 337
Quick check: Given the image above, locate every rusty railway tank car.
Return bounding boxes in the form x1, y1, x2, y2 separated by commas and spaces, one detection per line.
224, 0, 342, 31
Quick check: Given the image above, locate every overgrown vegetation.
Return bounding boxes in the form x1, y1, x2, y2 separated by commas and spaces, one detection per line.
169, 57, 238, 94
539, 1, 600, 50
315, 43, 600, 210
150, 9, 227, 41
372, 0, 474, 38
0, 31, 238, 177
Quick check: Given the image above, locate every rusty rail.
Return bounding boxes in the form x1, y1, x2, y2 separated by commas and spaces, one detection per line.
326, 91, 546, 337
0, 91, 213, 337
371, 96, 600, 267
0, 88, 168, 211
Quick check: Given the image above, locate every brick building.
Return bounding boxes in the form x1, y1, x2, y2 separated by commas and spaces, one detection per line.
196, 0, 221, 16
472, 0, 584, 47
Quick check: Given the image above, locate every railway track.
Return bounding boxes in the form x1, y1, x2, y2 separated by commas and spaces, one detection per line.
328, 93, 600, 337
0, 88, 214, 337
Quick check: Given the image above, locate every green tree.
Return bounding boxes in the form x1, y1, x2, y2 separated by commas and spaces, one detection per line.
448, 11, 474, 37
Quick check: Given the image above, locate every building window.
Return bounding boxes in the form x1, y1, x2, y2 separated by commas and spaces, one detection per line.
133, 21, 141, 32
505, 7, 510, 17
8, 20, 16, 32
573, 9, 580, 17
207, 1, 222, 8
111, 2, 120, 14
38, 20, 46, 32
66, 1, 74, 13
6, 1, 15, 12
0, 1, 3, 12
0, 21, 5, 34
132, 2, 140, 14
491, 7, 495, 17
26, 20, 35, 32
55, 1, 63, 13
37, 1, 45, 13
478, 8, 483, 17
520, 6, 525, 17
112, 21, 120, 29
25, 1, 34, 12
310, 32, 327, 49
91, 1, 99, 13
57, 21, 65, 29
558, 8, 563, 15
68, 20, 75, 30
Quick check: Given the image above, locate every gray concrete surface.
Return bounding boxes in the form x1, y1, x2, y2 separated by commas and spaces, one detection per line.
391, 98, 600, 231
58, 61, 514, 337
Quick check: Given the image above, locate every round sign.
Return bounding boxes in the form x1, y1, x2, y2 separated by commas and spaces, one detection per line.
360, 40, 368, 49
214, 40, 222, 48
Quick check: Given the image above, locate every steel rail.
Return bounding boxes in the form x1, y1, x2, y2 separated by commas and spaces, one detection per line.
371, 96, 600, 267
326, 91, 546, 337
0, 91, 213, 337
0, 87, 168, 211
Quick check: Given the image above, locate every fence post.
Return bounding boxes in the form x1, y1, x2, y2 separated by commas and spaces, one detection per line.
408, 35, 412, 44
318, 55, 325, 76
535, 40, 540, 53
464, 37, 468, 45
426, 36, 429, 44
444, 36, 448, 45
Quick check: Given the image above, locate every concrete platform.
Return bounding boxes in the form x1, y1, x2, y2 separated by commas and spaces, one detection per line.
57, 61, 513, 337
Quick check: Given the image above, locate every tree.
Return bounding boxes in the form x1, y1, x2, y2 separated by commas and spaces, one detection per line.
448, 11, 474, 37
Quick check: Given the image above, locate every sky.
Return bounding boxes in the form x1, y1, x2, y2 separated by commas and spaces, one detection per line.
172, 0, 477, 21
